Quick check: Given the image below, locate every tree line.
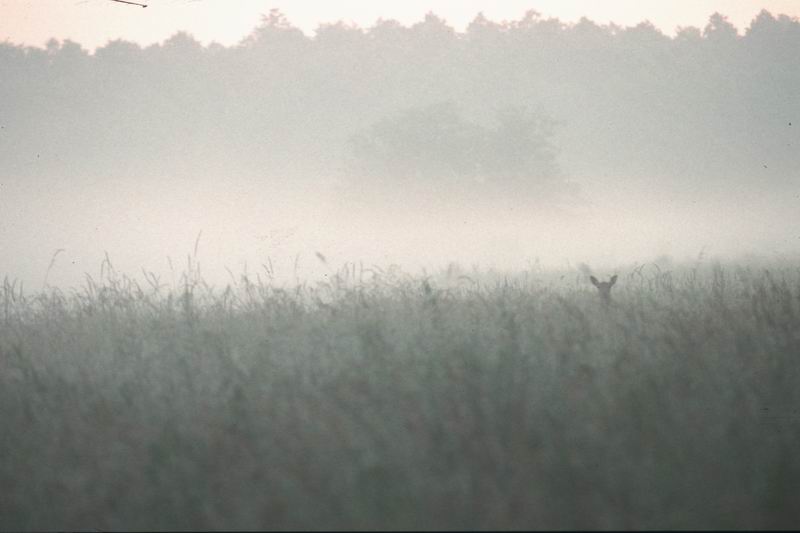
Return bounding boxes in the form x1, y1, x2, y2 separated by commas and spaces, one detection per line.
1, 9, 798, 201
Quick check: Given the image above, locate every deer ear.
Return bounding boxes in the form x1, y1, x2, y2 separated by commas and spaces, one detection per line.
610, 275, 618, 286
590, 276, 599, 287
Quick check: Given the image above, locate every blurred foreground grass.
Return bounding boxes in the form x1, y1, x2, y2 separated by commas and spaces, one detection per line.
1, 260, 799, 529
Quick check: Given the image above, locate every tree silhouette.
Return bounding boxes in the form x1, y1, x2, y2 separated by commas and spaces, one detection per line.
0, 9, 798, 192
349, 102, 564, 204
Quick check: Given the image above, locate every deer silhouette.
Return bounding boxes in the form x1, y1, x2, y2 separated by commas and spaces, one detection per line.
590, 275, 617, 304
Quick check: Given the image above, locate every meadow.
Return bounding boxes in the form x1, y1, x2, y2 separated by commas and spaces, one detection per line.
1, 258, 798, 529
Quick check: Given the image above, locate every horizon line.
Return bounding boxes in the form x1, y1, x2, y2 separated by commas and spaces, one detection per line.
3, 7, 797, 52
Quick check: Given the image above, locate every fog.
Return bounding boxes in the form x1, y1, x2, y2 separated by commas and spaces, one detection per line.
1, 9, 798, 289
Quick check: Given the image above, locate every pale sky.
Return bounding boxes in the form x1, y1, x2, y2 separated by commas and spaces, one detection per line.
1, 0, 799, 50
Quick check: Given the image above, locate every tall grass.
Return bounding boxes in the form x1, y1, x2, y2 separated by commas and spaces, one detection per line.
1, 260, 799, 529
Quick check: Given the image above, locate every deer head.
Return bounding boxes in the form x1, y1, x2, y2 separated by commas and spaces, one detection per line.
590, 275, 617, 303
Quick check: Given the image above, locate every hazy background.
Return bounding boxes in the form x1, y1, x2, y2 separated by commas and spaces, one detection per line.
5, 0, 800, 48
1, 6, 799, 288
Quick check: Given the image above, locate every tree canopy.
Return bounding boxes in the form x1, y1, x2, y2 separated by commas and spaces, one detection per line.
1, 9, 798, 201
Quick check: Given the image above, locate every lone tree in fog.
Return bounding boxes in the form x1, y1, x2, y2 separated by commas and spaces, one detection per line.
348, 102, 568, 204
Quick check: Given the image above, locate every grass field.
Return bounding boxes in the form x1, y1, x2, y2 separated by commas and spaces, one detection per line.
1, 259, 799, 529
